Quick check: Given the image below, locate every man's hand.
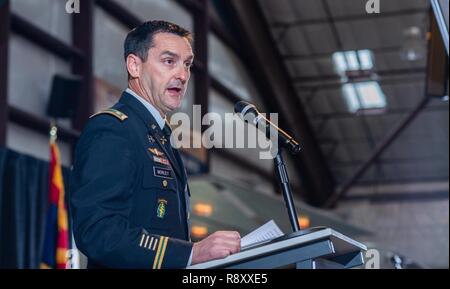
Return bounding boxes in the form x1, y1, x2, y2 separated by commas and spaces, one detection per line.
191, 231, 241, 265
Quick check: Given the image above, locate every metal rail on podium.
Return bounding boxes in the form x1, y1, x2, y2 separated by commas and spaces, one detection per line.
187, 228, 367, 269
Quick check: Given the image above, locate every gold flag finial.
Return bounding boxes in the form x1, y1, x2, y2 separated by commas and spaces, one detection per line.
50, 120, 58, 143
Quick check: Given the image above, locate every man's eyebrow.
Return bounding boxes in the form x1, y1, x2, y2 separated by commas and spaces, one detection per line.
160, 51, 179, 58
159, 51, 194, 62
185, 54, 194, 62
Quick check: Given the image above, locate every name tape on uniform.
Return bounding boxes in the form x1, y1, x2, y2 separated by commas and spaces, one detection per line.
153, 167, 173, 179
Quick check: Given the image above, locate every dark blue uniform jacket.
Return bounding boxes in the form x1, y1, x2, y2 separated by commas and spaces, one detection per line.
70, 91, 192, 269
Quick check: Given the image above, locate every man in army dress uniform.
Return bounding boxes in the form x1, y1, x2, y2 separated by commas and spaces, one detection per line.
70, 21, 241, 269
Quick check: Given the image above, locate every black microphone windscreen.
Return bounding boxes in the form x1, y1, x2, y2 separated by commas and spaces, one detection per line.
234, 101, 256, 114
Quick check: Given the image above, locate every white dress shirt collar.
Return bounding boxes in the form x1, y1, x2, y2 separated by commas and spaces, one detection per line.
125, 88, 166, 130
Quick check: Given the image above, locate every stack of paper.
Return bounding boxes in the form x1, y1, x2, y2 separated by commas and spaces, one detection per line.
241, 220, 284, 250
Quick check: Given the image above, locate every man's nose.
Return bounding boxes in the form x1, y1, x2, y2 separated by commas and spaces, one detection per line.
175, 65, 188, 84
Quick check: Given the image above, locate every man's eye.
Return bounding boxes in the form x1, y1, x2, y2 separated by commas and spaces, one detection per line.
164, 59, 174, 65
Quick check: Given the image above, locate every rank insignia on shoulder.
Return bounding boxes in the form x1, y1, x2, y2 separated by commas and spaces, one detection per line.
148, 147, 164, 157
89, 109, 128, 121
157, 199, 167, 218
153, 156, 170, 166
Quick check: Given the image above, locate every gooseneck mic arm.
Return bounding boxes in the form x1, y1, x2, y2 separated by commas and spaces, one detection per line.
234, 101, 301, 155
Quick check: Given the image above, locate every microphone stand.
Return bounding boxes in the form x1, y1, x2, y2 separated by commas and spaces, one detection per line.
274, 149, 300, 232
273, 147, 326, 240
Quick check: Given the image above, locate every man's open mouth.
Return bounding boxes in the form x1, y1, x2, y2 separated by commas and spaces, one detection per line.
167, 87, 182, 94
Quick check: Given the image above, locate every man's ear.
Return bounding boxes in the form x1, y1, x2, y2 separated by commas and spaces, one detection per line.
126, 54, 142, 79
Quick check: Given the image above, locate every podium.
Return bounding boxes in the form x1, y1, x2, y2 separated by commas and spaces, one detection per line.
187, 228, 367, 269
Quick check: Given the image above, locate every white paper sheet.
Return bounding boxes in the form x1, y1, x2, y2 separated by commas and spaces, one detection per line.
241, 220, 284, 250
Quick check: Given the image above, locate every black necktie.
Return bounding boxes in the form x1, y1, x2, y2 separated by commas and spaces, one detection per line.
162, 124, 172, 139
162, 125, 182, 174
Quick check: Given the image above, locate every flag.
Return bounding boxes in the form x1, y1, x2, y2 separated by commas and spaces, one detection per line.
40, 134, 69, 269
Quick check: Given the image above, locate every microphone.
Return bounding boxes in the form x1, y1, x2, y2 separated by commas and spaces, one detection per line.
234, 101, 301, 155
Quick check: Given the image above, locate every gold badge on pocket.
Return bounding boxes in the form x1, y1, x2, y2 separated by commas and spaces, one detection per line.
157, 198, 167, 219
